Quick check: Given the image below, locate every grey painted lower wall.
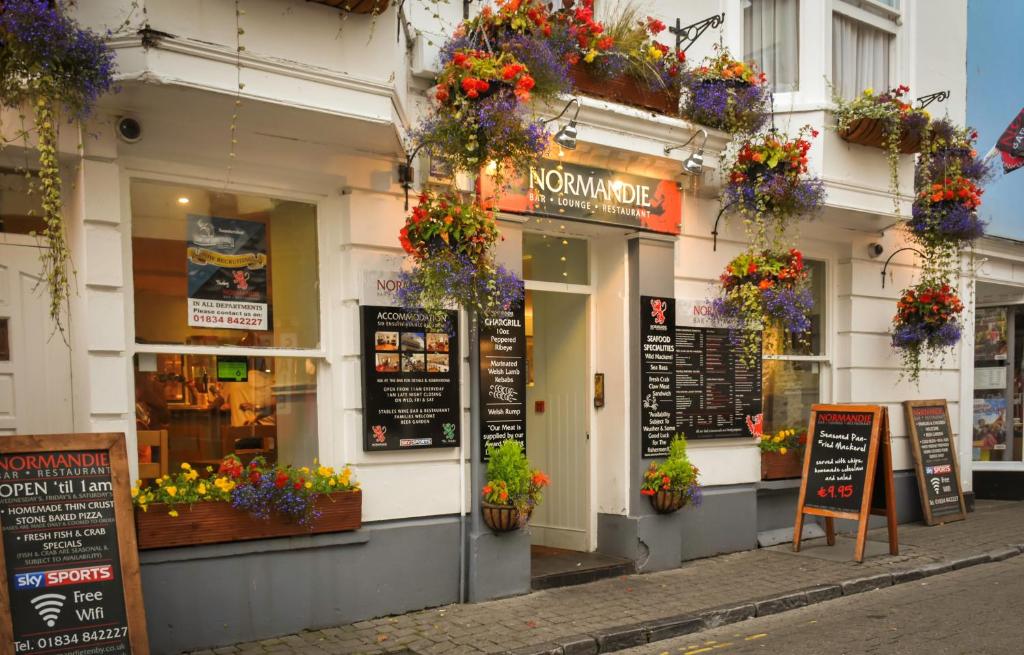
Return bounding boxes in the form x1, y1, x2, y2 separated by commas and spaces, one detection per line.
140, 516, 461, 655
466, 527, 531, 602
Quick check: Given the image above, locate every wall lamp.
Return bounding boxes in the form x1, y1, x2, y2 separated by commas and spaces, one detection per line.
398, 142, 425, 211
543, 98, 581, 151
664, 128, 708, 177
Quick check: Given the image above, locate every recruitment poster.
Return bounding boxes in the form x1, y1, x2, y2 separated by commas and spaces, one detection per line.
186, 214, 270, 331
361, 306, 461, 451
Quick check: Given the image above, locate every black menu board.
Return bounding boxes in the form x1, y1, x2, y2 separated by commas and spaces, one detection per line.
361, 306, 461, 451
0, 435, 148, 654
640, 296, 676, 458
904, 400, 966, 525
479, 301, 527, 462
802, 409, 877, 514
675, 325, 761, 439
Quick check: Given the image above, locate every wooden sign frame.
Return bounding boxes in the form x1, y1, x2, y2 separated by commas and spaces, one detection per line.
0, 433, 150, 654
904, 400, 967, 526
793, 405, 899, 563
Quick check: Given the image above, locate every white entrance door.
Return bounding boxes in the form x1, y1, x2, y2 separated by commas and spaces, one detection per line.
526, 289, 589, 551
0, 239, 73, 435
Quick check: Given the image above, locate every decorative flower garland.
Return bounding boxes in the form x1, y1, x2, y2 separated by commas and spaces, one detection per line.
833, 85, 930, 213
713, 248, 812, 365
680, 46, 769, 134
891, 281, 964, 383
0, 0, 116, 338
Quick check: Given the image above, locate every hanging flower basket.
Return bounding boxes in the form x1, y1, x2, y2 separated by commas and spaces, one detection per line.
309, 0, 390, 13
891, 281, 964, 383
135, 490, 362, 549
679, 45, 769, 134
570, 62, 679, 115
480, 440, 548, 533
641, 435, 702, 515
481, 502, 531, 532
648, 489, 690, 514
908, 175, 985, 247
839, 116, 922, 154
760, 451, 804, 480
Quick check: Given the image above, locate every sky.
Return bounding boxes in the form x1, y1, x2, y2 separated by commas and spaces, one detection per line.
967, 0, 1024, 240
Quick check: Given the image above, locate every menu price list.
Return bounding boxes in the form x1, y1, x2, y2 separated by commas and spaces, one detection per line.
803, 411, 875, 514
674, 326, 762, 439
479, 303, 527, 462
0, 450, 131, 655
640, 297, 676, 458
910, 405, 962, 517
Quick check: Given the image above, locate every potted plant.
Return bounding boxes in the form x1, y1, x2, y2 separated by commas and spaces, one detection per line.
756, 426, 807, 480
641, 435, 701, 514
481, 439, 550, 532
891, 281, 964, 383
908, 174, 986, 248
395, 190, 524, 330
713, 248, 813, 366
132, 457, 361, 549
680, 45, 769, 134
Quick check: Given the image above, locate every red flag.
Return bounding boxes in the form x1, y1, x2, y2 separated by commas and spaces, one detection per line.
995, 107, 1024, 174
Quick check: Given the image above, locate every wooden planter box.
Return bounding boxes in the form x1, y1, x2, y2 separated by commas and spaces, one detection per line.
839, 116, 922, 154
308, 0, 390, 13
570, 63, 679, 115
135, 490, 361, 549
761, 451, 804, 481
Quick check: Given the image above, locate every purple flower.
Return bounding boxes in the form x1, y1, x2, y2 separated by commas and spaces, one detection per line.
680, 78, 769, 134
909, 200, 986, 244
724, 170, 825, 218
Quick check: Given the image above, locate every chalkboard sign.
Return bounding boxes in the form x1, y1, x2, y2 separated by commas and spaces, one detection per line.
479, 301, 527, 462
793, 405, 899, 563
361, 306, 461, 451
640, 296, 676, 458
904, 400, 966, 525
0, 433, 149, 654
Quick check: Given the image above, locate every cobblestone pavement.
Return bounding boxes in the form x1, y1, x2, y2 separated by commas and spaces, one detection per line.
618, 550, 1024, 655
193, 501, 1024, 655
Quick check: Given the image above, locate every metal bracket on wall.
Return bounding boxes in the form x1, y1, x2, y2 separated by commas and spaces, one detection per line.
880, 247, 925, 288
711, 201, 736, 252
669, 13, 725, 54
916, 90, 950, 110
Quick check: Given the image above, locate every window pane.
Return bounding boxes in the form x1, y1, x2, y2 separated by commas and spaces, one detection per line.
0, 171, 46, 235
522, 233, 589, 284
972, 307, 1011, 461
763, 258, 825, 356
762, 359, 820, 433
134, 353, 318, 472
832, 13, 892, 99
131, 179, 320, 349
743, 0, 799, 92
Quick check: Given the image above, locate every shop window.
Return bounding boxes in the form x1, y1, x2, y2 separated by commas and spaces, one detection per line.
743, 0, 799, 93
130, 179, 320, 349
973, 306, 1012, 462
0, 171, 46, 235
831, 11, 894, 99
523, 233, 589, 285
762, 259, 827, 433
133, 353, 318, 474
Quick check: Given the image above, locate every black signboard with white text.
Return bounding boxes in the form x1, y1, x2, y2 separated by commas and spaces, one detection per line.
0, 434, 149, 654
478, 301, 527, 462
640, 296, 676, 458
904, 400, 967, 525
361, 306, 461, 451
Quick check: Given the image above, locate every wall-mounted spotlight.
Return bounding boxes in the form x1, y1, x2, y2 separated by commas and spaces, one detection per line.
543, 98, 581, 151
664, 128, 708, 176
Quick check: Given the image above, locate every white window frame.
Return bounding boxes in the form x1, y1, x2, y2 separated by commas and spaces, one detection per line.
828, 0, 905, 102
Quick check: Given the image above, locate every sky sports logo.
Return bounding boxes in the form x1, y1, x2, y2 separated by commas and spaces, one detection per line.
926, 465, 952, 475
14, 565, 114, 590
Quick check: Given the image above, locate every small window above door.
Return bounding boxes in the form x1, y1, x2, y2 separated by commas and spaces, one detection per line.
523, 233, 589, 285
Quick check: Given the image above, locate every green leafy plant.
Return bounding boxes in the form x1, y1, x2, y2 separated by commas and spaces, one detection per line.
640, 435, 701, 504
482, 439, 550, 517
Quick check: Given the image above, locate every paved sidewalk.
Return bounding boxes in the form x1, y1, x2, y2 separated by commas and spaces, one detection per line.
196, 500, 1024, 655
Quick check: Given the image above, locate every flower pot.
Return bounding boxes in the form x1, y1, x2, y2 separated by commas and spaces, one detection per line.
134, 490, 362, 549
839, 117, 922, 154
570, 63, 679, 115
308, 0, 390, 13
481, 502, 528, 532
648, 490, 688, 514
760, 451, 803, 480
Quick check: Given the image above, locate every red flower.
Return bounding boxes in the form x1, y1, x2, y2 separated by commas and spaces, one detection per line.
646, 16, 666, 34
249, 470, 261, 484
461, 77, 478, 93
677, 50, 686, 62
516, 75, 535, 92
453, 52, 468, 67
641, 488, 655, 496
435, 86, 449, 103
597, 35, 614, 50
482, 485, 493, 495
274, 471, 289, 489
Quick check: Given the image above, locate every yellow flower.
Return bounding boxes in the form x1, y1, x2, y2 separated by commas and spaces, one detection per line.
318, 466, 332, 477
197, 483, 207, 495
181, 462, 192, 471
168, 510, 179, 517
864, 87, 874, 96
300, 466, 310, 474
305, 482, 313, 489
584, 49, 598, 63
648, 45, 664, 60
780, 447, 788, 455
185, 469, 198, 482
166, 486, 178, 497
329, 479, 336, 487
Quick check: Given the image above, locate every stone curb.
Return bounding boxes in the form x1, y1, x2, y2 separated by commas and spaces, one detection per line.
500, 544, 1023, 655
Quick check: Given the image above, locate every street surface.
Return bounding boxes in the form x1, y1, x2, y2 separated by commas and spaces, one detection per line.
620, 554, 1024, 655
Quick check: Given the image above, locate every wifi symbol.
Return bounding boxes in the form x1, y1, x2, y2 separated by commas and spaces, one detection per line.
930, 477, 942, 494
30, 593, 66, 627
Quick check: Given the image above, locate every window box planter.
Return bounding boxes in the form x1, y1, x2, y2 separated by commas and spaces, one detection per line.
838, 117, 922, 154
569, 63, 679, 116
648, 489, 690, 514
481, 502, 530, 532
134, 490, 362, 549
760, 451, 804, 481
308, 0, 390, 13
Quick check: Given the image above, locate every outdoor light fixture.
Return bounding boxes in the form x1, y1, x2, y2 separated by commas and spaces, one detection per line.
177, 196, 190, 205
664, 128, 708, 177
544, 98, 582, 151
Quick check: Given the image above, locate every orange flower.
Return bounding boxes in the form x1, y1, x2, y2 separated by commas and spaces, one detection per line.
482, 485, 492, 495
